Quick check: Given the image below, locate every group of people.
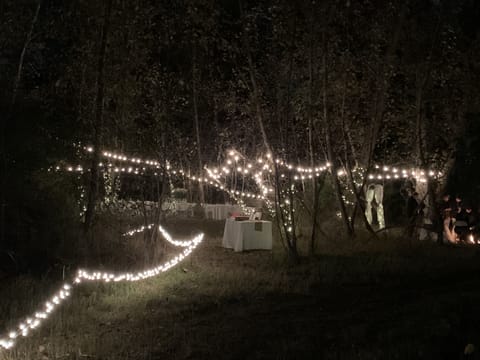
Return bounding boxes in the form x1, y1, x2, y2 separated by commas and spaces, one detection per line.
437, 194, 479, 244
404, 189, 479, 244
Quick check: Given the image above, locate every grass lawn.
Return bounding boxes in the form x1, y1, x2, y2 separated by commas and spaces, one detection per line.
2, 219, 480, 359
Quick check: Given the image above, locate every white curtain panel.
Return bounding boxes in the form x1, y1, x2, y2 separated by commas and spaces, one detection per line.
365, 184, 385, 229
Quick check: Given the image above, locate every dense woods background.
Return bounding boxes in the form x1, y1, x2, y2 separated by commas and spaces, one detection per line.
1, 0, 480, 266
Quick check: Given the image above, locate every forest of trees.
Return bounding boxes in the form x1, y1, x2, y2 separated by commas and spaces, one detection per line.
1, 0, 480, 263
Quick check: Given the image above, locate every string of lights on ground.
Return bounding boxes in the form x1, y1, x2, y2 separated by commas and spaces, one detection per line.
0, 226, 204, 351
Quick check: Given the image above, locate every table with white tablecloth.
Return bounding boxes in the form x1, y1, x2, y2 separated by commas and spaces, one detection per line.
222, 218, 272, 252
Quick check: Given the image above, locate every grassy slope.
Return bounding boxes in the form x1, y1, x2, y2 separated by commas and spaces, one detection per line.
2, 221, 480, 359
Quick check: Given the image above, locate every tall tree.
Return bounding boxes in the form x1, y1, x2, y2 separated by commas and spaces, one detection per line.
1, 0, 42, 247
84, 0, 113, 246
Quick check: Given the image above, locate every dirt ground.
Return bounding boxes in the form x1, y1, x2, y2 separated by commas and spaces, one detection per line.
2, 219, 480, 359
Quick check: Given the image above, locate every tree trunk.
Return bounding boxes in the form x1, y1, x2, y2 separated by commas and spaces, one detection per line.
415, 15, 441, 168
339, 70, 376, 236
414, 15, 442, 229
320, 10, 353, 237
308, 20, 320, 254
246, 53, 273, 156
84, 0, 113, 245
361, 2, 408, 172
239, 0, 299, 261
1, 0, 42, 247
192, 42, 205, 205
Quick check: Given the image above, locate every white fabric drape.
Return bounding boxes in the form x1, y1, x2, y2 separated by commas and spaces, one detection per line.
365, 184, 385, 229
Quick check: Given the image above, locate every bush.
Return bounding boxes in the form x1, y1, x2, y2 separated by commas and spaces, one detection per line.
3, 169, 82, 274
171, 188, 188, 200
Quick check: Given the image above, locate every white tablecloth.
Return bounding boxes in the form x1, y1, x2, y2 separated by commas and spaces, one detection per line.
222, 218, 272, 252
160, 202, 254, 220
204, 204, 245, 220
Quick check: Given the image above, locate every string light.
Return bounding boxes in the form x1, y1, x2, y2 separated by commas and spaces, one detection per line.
123, 224, 202, 248
366, 165, 442, 183
74, 233, 203, 283
78, 147, 443, 185
56, 149, 445, 223
122, 224, 154, 236
0, 227, 204, 351
60, 147, 326, 201
57, 146, 447, 223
